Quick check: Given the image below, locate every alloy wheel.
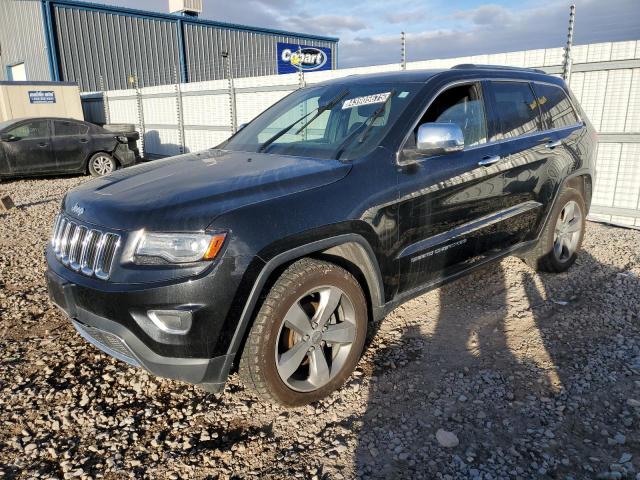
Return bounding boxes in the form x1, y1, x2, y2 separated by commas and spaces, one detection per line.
553, 200, 583, 262
275, 285, 357, 392
92, 155, 114, 176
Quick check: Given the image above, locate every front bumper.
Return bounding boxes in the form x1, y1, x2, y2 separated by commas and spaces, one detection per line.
46, 268, 234, 392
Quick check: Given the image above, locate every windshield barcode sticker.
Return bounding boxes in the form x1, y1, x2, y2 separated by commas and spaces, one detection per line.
342, 92, 392, 110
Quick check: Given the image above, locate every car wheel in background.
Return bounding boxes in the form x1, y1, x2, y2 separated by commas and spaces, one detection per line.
88, 153, 117, 177
523, 187, 586, 273
239, 258, 368, 406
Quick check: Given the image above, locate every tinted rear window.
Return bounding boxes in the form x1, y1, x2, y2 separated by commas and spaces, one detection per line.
491, 81, 541, 139
532, 83, 580, 129
55, 121, 89, 136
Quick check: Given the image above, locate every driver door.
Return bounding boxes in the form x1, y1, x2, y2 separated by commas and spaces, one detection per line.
395, 81, 537, 294
2, 119, 54, 175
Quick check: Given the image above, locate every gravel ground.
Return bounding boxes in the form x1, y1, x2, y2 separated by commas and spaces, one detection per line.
1, 175, 640, 480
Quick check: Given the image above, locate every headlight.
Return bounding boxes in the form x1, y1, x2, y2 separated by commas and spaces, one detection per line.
134, 232, 226, 264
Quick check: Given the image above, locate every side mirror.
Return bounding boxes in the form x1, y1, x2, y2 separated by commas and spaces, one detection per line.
0, 133, 15, 142
415, 122, 464, 156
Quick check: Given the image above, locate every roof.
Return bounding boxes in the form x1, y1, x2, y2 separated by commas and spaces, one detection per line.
318, 66, 560, 86
0, 81, 78, 86
319, 69, 447, 86
47, 0, 339, 43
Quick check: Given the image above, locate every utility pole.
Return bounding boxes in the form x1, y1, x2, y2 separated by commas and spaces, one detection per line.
401, 31, 407, 70
222, 51, 238, 134
297, 46, 305, 88
562, 5, 576, 83
99, 75, 110, 125
174, 67, 185, 154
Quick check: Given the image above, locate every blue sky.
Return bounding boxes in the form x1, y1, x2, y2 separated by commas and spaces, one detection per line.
97, 0, 640, 67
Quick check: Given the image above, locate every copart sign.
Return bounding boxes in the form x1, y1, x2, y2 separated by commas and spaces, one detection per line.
277, 42, 332, 74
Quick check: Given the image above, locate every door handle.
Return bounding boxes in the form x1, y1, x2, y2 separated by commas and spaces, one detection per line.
478, 155, 501, 166
545, 140, 562, 149
79, 138, 89, 143
38, 143, 48, 148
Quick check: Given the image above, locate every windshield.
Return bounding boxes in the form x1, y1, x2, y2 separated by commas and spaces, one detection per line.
0, 119, 18, 132
222, 82, 421, 160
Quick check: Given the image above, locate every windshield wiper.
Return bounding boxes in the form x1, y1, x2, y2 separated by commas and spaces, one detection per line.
258, 89, 349, 153
294, 89, 349, 135
334, 89, 396, 160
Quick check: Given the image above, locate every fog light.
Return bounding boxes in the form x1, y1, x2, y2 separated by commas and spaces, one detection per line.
147, 309, 192, 334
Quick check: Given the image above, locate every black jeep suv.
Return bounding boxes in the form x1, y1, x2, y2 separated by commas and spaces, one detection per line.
46, 65, 596, 406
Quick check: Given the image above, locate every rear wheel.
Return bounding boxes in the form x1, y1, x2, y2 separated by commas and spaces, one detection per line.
239, 258, 367, 406
88, 153, 117, 177
523, 187, 586, 272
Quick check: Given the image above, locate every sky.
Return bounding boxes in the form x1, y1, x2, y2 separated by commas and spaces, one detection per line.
96, 0, 640, 67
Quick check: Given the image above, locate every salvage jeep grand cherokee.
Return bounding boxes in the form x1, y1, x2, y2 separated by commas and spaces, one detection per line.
46, 65, 596, 406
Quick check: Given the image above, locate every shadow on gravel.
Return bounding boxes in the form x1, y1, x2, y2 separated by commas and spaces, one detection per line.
354, 249, 640, 479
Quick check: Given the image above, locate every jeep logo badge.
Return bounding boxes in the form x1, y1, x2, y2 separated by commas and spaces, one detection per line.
71, 203, 84, 216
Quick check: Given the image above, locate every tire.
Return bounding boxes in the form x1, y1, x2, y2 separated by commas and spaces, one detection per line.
239, 258, 368, 406
523, 187, 586, 272
88, 152, 117, 177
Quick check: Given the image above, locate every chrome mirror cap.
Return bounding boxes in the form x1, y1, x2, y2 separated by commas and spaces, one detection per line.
416, 122, 464, 155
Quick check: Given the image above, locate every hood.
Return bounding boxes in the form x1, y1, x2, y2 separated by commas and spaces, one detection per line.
63, 149, 351, 231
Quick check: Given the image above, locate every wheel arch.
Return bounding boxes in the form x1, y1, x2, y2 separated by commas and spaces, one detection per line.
564, 173, 592, 212
226, 234, 385, 361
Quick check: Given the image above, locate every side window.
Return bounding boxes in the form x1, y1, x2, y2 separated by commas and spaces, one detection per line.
416, 83, 488, 148
490, 81, 541, 139
532, 83, 580, 129
54, 121, 89, 136
6, 120, 49, 140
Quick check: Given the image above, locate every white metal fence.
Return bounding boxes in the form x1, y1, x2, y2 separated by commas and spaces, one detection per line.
81, 40, 640, 227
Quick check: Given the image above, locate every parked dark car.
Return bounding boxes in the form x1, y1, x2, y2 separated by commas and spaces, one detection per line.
0, 117, 139, 178
46, 65, 596, 406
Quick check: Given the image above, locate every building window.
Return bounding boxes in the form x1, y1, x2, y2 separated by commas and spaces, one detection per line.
7, 63, 26, 81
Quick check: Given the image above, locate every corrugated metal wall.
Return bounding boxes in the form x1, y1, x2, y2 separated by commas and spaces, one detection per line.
0, 0, 50, 82
49, 3, 337, 91
183, 24, 336, 82
53, 5, 181, 92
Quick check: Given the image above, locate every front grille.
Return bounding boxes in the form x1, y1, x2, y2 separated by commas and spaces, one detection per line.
51, 214, 121, 280
73, 321, 140, 367
82, 324, 135, 360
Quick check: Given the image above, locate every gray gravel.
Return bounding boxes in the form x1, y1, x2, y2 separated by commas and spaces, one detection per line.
1, 175, 639, 479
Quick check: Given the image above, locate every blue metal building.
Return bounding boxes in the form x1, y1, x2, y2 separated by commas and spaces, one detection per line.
0, 0, 338, 91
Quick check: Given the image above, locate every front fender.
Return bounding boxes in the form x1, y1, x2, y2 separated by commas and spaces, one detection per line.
223, 232, 385, 360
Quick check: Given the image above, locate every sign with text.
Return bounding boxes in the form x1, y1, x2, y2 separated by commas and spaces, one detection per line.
28, 91, 56, 104
277, 43, 332, 75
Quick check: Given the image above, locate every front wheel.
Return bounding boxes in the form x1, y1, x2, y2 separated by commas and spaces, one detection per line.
88, 153, 117, 177
239, 258, 367, 406
523, 187, 586, 272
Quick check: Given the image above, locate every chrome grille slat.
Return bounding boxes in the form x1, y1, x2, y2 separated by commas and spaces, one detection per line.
51, 214, 120, 280
61, 222, 76, 264
69, 226, 87, 271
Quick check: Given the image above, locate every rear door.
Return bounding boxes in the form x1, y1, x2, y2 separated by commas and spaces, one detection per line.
52, 120, 92, 172
486, 80, 566, 243
2, 119, 54, 175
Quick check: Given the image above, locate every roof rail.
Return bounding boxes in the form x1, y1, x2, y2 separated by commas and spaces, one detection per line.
451, 64, 546, 74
